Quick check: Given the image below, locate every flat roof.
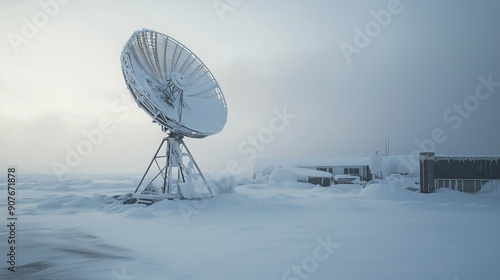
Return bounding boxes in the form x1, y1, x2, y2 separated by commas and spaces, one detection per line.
255, 157, 370, 172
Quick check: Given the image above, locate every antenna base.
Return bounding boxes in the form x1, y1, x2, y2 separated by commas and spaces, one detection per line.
133, 135, 212, 204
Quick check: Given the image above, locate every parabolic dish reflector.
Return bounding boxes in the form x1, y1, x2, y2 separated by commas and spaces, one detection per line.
121, 29, 227, 138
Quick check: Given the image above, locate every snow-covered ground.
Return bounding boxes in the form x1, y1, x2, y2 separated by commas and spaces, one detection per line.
1, 173, 500, 280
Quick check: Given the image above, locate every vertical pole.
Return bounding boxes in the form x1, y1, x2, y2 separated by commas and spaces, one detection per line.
420, 152, 435, 193
164, 138, 170, 194
181, 138, 213, 194
166, 136, 176, 195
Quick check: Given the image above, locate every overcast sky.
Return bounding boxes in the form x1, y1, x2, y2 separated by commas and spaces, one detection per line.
1, 0, 499, 178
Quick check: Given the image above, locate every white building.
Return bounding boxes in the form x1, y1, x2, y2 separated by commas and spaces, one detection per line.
254, 155, 419, 186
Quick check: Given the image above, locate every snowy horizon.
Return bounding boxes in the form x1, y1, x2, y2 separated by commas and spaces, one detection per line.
1, 0, 500, 177
1, 173, 500, 279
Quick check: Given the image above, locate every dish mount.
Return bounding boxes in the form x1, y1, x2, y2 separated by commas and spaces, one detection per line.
121, 29, 227, 203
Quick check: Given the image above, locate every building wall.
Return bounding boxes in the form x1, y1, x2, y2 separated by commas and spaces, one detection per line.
434, 157, 500, 179
307, 165, 371, 182
420, 152, 500, 193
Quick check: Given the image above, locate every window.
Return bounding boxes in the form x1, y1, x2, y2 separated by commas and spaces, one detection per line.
344, 167, 360, 175
318, 167, 333, 174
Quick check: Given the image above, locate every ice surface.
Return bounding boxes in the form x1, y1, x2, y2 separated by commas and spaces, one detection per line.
1, 173, 499, 279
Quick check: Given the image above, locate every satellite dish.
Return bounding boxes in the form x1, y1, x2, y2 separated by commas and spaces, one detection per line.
121, 29, 227, 202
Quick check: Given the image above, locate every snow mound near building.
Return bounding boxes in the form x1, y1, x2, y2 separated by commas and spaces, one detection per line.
360, 183, 414, 200
259, 166, 332, 183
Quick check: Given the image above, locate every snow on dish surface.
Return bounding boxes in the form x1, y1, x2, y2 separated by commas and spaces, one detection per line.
121, 30, 227, 137
1, 173, 499, 280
